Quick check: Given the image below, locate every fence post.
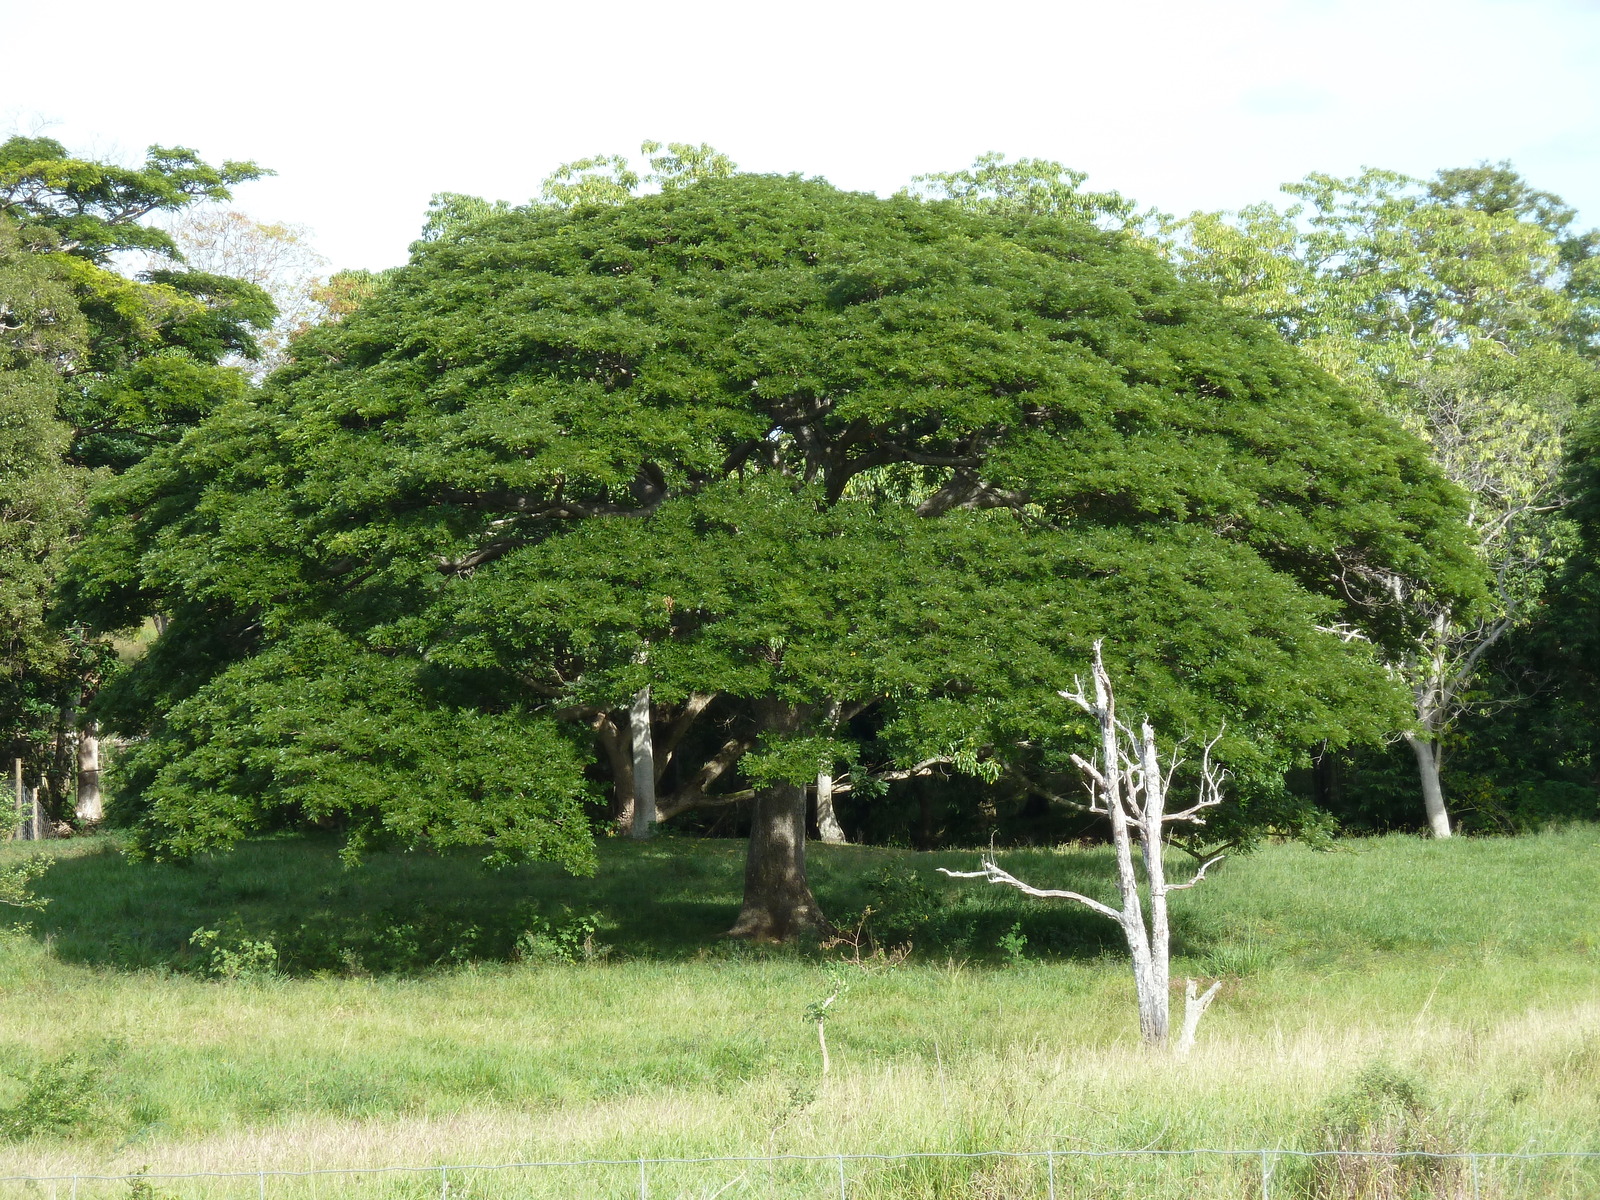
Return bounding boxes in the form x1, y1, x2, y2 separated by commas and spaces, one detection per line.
1046, 1149, 1056, 1200
638, 1155, 648, 1200
837, 1153, 847, 1199
1471, 1152, 1480, 1200
1260, 1149, 1272, 1200
441, 1164, 449, 1198
258, 1167, 267, 1200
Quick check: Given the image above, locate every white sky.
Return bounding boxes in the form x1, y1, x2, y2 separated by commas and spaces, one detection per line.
4, 0, 1598, 272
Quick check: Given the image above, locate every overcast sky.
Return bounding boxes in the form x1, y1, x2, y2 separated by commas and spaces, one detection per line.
4, 0, 1597, 272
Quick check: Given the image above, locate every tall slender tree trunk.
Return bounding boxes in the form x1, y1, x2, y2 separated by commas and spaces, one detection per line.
815, 702, 847, 844
1092, 677, 1163, 1045
1404, 731, 1452, 839
1135, 725, 1173, 1046
76, 722, 102, 824
629, 686, 657, 839
728, 700, 823, 941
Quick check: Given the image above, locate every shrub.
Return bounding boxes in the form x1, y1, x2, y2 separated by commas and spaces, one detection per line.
0, 1052, 100, 1141
1298, 1063, 1465, 1199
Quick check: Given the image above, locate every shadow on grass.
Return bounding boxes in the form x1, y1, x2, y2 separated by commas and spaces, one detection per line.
21, 834, 1133, 977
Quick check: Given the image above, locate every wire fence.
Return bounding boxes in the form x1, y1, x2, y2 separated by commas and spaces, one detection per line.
2, 772, 45, 841
6, 1148, 1600, 1199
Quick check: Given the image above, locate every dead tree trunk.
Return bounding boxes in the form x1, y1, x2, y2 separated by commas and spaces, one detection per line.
728, 700, 824, 941
942, 641, 1226, 1052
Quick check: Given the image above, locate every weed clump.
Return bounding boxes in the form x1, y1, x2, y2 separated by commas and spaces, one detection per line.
1299, 1063, 1465, 1199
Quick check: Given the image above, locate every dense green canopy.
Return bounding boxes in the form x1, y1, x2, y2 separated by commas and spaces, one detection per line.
69, 175, 1479, 933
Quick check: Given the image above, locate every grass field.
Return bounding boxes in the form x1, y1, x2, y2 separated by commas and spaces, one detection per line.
1, 827, 1598, 1197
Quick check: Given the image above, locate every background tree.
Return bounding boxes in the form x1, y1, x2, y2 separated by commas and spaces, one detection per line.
0, 217, 87, 797
1165, 164, 1600, 835
68, 174, 1476, 938
0, 134, 272, 821
907, 152, 1142, 230
152, 208, 329, 375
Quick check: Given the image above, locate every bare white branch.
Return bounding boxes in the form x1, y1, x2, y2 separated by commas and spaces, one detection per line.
937, 861, 1123, 922
1314, 622, 1373, 644
1162, 853, 1225, 893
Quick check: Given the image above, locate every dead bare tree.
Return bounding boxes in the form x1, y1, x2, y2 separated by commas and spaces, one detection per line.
941, 641, 1225, 1052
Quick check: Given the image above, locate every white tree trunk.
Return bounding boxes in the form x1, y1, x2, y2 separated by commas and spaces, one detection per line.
1136, 723, 1172, 1045
815, 772, 847, 843
1086, 657, 1165, 1044
629, 685, 657, 838
815, 701, 847, 843
75, 722, 103, 825
1404, 732, 1452, 838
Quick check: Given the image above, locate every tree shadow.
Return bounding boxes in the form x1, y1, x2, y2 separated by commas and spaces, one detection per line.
19, 834, 1163, 977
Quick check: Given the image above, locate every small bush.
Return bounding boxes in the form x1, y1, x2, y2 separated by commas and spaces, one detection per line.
863, 865, 944, 948
126, 1167, 176, 1199
189, 926, 280, 980
0, 1052, 100, 1141
1297, 1063, 1466, 1199
515, 908, 611, 964
0, 855, 49, 918
997, 921, 1029, 968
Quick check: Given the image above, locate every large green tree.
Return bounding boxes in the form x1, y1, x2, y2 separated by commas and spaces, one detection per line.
69, 174, 1476, 937
1166, 163, 1599, 836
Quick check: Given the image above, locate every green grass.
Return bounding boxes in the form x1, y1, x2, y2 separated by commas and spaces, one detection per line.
2, 827, 1598, 1197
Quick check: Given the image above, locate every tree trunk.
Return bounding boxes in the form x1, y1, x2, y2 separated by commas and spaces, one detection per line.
76, 722, 102, 825
815, 700, 847, 844
628, 686, 656, 839
46, 698, 76, 823
1404, 732, 1452, 839
1089, 657, 1162, 1044
728, 701, 823, 941
815, 772, 847, 844
593, 712, 636, 833
1135, 723, 1171, 1046
1313, 745, 1342, 812
1174, 979, 1222, 1058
